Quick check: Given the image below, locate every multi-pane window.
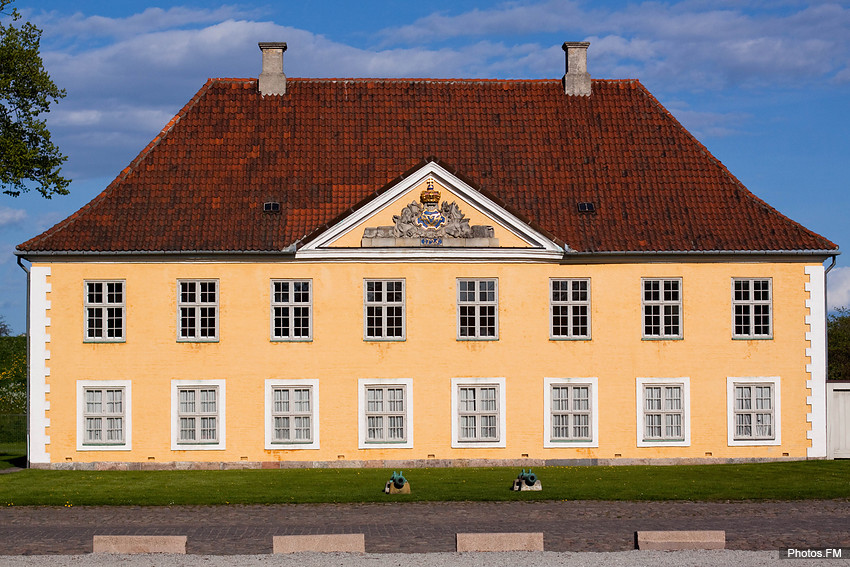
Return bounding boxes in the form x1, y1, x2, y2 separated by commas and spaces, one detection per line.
457, 279, 498, 339
732, 279, 772, 338
84, 281, 125, 341
734, 384, 774, 440
271, 387, 313, 443
457, 385, 499, 441
551, 279, 590, 339
551, 384, 591, 441
364, 280, 405, 340
643, 385, 684, 441
364, 385, 407, 442
642, 278, 682, 339
271, 280, 312, 340
82, 387, 125, 445
177, 387, 219, 444
178, 280, 218, 341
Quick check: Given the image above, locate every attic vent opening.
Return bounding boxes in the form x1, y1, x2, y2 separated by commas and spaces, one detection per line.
577, 202, 596, 213
263, 202, 281, 213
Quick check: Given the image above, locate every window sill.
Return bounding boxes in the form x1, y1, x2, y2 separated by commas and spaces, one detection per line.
641, 337, 684, 341
549, 336, 591, 341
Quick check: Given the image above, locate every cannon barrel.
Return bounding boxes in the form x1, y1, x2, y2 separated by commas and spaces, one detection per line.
517, 469, 537, 486
390, 470, 407, 489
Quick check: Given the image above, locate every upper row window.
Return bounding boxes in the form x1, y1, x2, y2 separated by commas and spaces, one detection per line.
84, 280, 125, 342
178, 280, 218, 341
83, 277, 774, 343
642, 278, 682, 339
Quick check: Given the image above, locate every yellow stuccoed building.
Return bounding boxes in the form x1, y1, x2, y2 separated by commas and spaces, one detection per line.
16, 43, 837, 469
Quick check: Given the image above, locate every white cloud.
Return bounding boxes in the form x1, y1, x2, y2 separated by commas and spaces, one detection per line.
376, 1, 850, 90
0, 207, 27, 228
829, 266, 850, 311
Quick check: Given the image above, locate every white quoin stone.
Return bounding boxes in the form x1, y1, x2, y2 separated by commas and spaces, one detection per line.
258, 42, 287, 96
562, 42, 591, 96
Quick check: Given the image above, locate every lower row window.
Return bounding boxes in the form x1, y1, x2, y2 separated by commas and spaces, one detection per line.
76, 377, 780, 451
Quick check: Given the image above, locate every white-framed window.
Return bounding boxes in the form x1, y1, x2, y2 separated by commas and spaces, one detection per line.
177, 280, 218, 341
636, 377, 690, 447
727, 377, 781, 446
364, 280, 405, 340
171, 379, 226, 450
84, 280, 125, 342
264, 379, 319, 450
457, 279, 498, 340
642, 278, 682, 339
451, 377, 506, 448
550, 278, 590, 339
732, 278, 772, 339
271, 280, 312, 341
543, 377, 598, 448
358, 379, 413, 449
76, 380, 132, 450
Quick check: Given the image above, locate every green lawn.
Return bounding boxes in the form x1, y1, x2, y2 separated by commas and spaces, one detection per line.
1, 460, 849, 506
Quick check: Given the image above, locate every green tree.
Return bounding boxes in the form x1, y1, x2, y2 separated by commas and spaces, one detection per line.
0, 335, 25, 414
828, 307, 850, 381
0, 315, 10, 337
1, 0, 69, 198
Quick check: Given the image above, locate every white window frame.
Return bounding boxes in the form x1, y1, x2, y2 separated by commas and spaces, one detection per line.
363, 279, 406, 341
270, 279, 313, 341
457, 278, 499, 340
451, 377, 506, 448
727, 377, 781, 446
76, 380, 132, 451
177, 279, 219, 342
264, 379, 319, 450
543, 377, 598, 448
171, 379, 226, 450
636, 377, 690, 447
641, 278, 682, 339
358, 378, 413, 449
550, 278, 591, 340
84, 280, 125, 342
732, 278, 773, 339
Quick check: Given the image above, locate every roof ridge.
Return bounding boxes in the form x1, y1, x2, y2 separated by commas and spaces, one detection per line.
207, 77, 639, 84
17, 79, 220, 252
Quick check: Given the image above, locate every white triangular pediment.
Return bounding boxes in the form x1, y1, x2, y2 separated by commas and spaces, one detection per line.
297, 162, 564, 260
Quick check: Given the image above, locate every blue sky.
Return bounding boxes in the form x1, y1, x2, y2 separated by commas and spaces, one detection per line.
1, 0, 849, 333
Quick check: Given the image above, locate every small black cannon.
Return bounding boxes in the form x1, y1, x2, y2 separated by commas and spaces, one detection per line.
385, 470, 410, 494
512, 468, 542, 491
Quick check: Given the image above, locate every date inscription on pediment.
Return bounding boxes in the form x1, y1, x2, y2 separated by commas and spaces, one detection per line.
362, 179, 498, 248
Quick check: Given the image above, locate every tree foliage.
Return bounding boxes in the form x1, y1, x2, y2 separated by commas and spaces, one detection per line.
0, 335, 25, 414
828, 307, 850, 381
0, 0, 69, 198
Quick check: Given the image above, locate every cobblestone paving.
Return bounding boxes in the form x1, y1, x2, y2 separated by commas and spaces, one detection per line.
0, 500, 848, 555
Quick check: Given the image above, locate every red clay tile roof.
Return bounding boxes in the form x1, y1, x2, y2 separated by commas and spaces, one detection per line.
17, 78, 836, 254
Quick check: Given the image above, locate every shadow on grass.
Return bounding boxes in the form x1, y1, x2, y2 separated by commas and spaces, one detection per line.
0, 454, 26, 469
0, 442, 27, 470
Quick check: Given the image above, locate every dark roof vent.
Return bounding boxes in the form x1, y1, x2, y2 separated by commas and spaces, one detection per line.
263, 202, 281, 213
577, 201, 596, 213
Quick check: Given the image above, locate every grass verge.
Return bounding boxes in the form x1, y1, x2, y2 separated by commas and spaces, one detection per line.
1, 460, 849, 506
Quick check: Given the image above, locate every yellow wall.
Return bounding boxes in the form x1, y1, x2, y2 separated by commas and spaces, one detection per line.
38, 259, 815, 464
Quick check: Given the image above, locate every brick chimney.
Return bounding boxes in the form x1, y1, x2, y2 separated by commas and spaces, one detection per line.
562, 42, 591, 96
258, 42, 287, 96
